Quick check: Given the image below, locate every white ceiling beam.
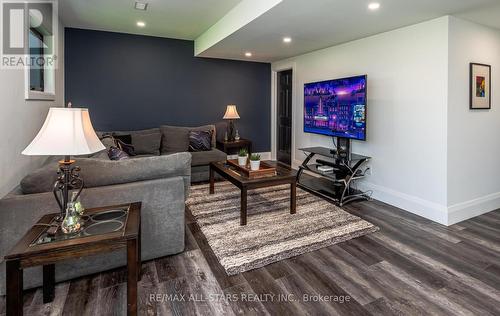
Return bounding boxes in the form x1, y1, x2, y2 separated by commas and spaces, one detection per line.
194, 0, 282, 56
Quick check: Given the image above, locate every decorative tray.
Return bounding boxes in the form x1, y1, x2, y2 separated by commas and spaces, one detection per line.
226, 159, 277, 179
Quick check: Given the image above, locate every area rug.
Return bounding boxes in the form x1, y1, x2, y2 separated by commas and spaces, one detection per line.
186, 182, 379, 275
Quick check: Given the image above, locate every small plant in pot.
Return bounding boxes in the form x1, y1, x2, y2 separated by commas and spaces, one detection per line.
238, 148, 248, 166
250, 153, 261, 171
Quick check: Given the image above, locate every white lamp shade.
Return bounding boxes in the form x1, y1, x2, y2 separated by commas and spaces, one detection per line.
22, 107, 105, 156
223, 105, 240, 119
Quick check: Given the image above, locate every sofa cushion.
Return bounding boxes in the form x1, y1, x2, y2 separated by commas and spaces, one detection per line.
98, 128, 161, 138
160, 126, 190, 153
215, 121, 228, 142
160, 125, 216, 154
131, 154, 157, 159
20, 153, 192, 194
113, 134, 132, 145
131, 132, 161, 155
97, 128, 161, 153
90, 150, 110, 160
190, 149, 227, 167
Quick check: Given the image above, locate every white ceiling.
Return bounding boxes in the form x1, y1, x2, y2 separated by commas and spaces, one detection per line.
59, 0, 242, 40
457, 2, 500, 31
60, 0, 500, 62
198, 0, 500, 62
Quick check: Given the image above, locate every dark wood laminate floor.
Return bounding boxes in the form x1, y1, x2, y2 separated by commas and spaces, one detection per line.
2, 198, 500, 315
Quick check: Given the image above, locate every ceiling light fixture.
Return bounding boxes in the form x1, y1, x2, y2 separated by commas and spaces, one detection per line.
244, 52, 252, 57
134, 2, 148, 10
368, 2, 380, 10
283, 37, 292, 43
137, 21, 146, 27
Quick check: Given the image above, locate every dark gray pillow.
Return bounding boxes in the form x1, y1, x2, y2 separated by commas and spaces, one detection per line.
131, 132, 161, 155
160, 126, 190, 153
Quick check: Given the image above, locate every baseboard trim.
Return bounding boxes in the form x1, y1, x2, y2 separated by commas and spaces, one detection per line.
292, 159, 499, 225
294, 160, 449, 225
447, 191, 500, 225
357, 181, 448, 225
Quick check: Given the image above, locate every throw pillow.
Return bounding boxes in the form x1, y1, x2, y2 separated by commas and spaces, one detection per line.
115, 138, 135, 156
108, 146, 129, 160
113, 134, 132, 145
99, 134, 135, 156
189, 130, 212, 152
88, 136, 115, 159
131, 132, 161, 155
100, 136, 116, 150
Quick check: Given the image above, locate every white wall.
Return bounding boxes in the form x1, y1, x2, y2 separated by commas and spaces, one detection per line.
447, 17, 500, 224
272, 17, 451, 224
0, 20, 65, 198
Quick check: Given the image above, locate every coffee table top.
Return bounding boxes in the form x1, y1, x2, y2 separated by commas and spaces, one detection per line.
211, 160, 296, 186
4, 202, 141, 262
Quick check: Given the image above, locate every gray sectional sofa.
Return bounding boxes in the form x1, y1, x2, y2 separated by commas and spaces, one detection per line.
0, 124, 226, 295
100, 124, 226, 182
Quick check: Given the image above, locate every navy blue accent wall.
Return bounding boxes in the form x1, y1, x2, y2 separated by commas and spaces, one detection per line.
64, 28, 271, 152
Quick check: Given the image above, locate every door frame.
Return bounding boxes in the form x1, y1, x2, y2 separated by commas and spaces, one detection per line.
271, 62, 296, 166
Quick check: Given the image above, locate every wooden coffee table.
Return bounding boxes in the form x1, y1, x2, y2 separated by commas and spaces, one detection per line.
4, 202, 141, 316
209, 161, 297, 225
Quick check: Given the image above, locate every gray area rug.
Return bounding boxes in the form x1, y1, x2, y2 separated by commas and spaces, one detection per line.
186, 182, 379, 275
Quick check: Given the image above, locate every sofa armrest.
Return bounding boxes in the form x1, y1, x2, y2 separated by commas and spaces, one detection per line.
20, 152, 192, 195
0, 176, 186, 295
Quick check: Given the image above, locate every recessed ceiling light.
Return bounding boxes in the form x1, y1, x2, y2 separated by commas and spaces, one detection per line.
137, 21, 146, 27
245, 52, 252, 57
283, 37, 292, 43
368, 2, 380, 10
134, 2, 148, 10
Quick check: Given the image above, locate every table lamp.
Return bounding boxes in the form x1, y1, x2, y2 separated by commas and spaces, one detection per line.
223, 105, 240, 141
22, 105, 105, 222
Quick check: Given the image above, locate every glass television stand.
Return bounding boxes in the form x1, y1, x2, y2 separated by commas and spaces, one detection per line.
297, 147, 371, 206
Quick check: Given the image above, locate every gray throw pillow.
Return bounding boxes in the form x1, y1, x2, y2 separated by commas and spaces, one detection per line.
160, 125, 190, 153
132, 132, 161, 155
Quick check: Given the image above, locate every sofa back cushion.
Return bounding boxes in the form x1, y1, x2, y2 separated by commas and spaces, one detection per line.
131, 132, 162, 155
160, 125, 215, 154
20, 153, 191, 194
215, 121, 228, 143
97, 128, 162, 156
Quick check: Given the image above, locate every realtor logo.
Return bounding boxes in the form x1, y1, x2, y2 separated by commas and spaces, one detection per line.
1, 0, 58, 69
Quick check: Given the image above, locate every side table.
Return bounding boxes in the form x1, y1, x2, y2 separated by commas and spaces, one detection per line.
4, 202, 142, 316
216, 138, 252, 156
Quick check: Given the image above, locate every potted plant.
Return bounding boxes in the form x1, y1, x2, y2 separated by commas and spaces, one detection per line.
238, 148, 248, 166
250, 153, 261, 171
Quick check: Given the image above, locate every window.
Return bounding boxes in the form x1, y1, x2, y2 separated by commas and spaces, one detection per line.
25, 8, 56, 101
29, 28, 45, 92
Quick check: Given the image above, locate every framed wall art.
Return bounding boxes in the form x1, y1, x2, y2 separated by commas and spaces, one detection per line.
470, 63, 491, 110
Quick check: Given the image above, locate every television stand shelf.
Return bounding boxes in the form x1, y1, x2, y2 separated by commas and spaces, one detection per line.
297, 147, 371, 206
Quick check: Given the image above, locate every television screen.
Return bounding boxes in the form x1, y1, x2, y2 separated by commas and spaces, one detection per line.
304, 75, 367, 140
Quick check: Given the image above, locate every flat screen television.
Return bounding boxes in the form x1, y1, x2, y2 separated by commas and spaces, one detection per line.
304, 75, 367, 141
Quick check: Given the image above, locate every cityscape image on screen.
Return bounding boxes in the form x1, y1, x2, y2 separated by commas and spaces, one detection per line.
304, 75, 367, 140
